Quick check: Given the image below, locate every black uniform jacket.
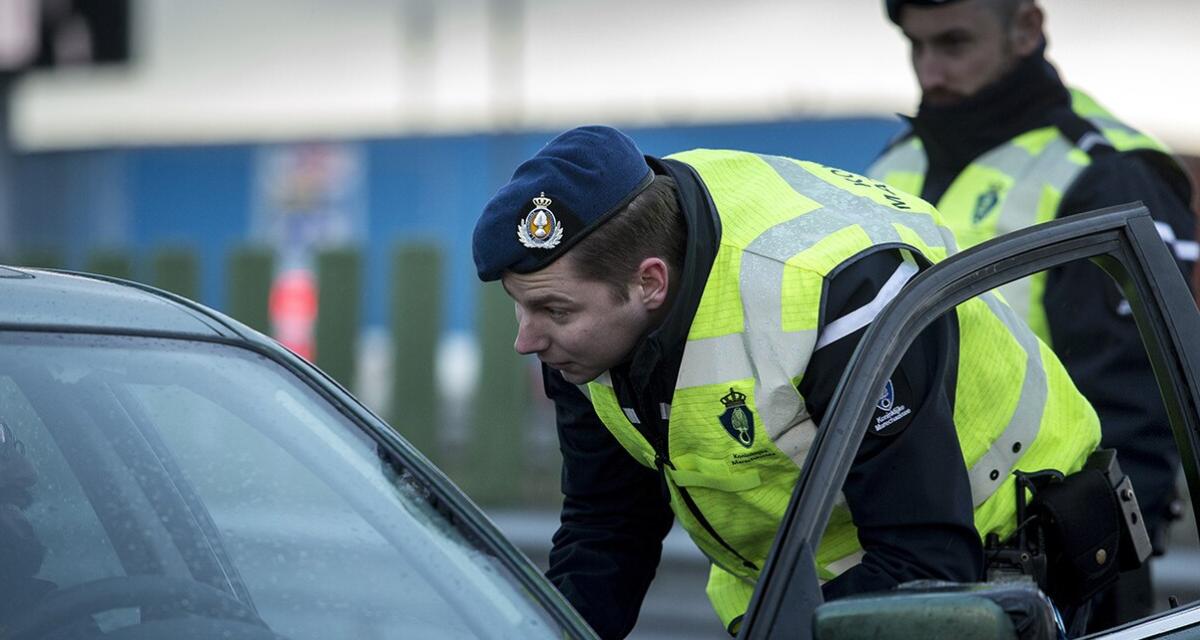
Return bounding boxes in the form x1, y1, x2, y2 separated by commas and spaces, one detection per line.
893, 45, 1196, 545
543, 157, 981, 639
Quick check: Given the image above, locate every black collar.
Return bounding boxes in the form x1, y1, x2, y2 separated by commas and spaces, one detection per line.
613, 156, 721, 395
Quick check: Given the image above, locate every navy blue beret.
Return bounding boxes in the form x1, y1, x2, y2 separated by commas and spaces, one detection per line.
885, 0, 962, 24
472, 125, 654, 281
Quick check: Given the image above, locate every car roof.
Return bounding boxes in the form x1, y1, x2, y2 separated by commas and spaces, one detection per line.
0, 265, 252, 339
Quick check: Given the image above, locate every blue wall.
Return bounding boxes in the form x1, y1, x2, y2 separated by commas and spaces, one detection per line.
11, 117, 904, 333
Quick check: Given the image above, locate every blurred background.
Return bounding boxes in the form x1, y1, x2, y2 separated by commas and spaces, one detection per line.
2, 1, 1198, 637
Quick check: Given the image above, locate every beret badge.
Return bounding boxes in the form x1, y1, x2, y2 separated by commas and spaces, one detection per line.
517, 192, 564, 250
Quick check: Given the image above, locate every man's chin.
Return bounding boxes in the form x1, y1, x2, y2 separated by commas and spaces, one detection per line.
555, 366, 602, 385
921, 91, 968, 108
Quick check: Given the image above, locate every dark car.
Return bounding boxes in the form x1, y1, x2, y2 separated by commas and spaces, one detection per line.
0, 266, 596, 639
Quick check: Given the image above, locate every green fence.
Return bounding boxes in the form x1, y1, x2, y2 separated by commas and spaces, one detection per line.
388, 243, 443, 461
84, 249, 135, 280
315, 248, 362, 391
9, 249, 65, 270
459, 280, 532, 504
151, 247, 200, 301
226, 246, 274, 333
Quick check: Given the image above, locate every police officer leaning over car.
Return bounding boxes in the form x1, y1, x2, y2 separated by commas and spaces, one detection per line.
869, 0, 1197, 629
472, 125, 1124, 638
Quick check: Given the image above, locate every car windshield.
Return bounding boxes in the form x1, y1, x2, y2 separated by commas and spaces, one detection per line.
0, 332, 563, 639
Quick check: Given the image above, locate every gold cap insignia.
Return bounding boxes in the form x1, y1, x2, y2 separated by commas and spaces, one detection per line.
517, 192, 564, 249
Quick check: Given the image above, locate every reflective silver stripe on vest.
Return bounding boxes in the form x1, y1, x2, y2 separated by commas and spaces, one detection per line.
966, 136, 1089, 320
968, 138, 1041, 178
966, 292, 1048, 505
867, 138, 926, 183
1077, 132, 1109, 153
676, 333, 757, 387
742, 244, 817, 462
823, 550, 865, 577
758, 154, 954, 252
993, 136, 1086, 236
1155, 221, 1200, 263
1085, 115, 1142, 142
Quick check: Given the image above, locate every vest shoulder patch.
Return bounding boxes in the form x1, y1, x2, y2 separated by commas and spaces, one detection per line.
870, 374, 914, 437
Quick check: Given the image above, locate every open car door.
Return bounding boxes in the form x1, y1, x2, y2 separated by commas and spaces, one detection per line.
737, 203, 1200, 640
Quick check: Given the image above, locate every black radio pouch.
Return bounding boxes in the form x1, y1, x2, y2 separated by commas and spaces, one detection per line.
1028, 449, 1153, 607
1027, 467, 1121, 606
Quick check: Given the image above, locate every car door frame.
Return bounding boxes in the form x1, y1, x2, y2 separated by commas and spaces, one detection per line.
737, 202, 1200, 639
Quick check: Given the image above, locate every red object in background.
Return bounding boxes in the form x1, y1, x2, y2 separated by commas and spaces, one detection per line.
269, 269, 318, 361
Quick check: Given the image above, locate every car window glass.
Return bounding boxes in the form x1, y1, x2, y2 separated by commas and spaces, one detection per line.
0, 334, 564, 640
0, 375, 138, 632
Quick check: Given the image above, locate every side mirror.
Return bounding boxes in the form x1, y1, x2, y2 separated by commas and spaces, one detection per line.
814, 582, 1059, 640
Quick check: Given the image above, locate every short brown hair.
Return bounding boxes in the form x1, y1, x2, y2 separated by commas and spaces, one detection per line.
567, 174, 685, 302
986, 0, 1030, 28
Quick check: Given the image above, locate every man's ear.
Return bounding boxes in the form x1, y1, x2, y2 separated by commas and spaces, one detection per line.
636, 257, 670, 310
1011, 2, 1044, 57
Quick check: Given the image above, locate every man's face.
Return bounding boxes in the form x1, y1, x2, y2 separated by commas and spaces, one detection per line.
502, 255, 660, 385
900, 1, 1023, 107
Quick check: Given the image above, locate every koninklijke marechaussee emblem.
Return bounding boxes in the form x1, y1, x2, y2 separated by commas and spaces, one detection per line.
972, 183, 1004, 224
718, 387, 755, 448
517, 192, 564, 249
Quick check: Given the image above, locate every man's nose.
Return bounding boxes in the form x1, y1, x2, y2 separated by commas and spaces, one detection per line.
915, 53, 947, 92
514, 316, 548, 355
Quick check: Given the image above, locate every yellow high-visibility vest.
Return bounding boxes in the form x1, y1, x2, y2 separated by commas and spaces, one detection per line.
869, 89, 1189, 340
581, 149, 1100, 632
